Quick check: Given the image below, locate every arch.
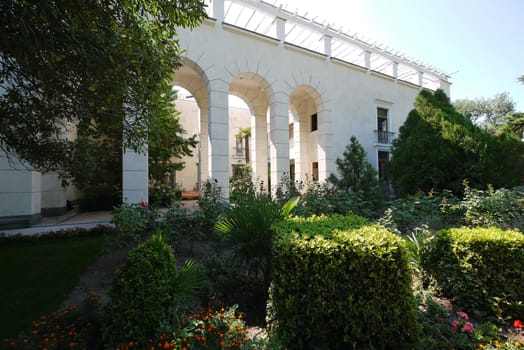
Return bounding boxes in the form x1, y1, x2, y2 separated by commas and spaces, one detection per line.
229, 72, 273, 188
289, 84, 325, 182
170, 58, 210, 192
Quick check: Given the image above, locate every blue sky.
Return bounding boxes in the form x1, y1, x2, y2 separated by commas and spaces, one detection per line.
282, 0, 524, 111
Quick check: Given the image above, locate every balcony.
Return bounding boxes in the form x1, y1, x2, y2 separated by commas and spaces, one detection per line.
374, 130, 395, 145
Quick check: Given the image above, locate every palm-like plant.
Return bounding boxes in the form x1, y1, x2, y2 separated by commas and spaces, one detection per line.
214, 195, 298, 284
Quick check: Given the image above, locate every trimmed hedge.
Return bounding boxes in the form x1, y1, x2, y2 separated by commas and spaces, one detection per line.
422, 227, 524, 321
268, 214, 417, 349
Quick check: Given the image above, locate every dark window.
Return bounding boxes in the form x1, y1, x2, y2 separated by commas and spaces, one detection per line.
289, 123, 294, 139
290, 160, 295, 182
312, 161, 319, 181
378, 151, 389, 180
377, 107, 389, 143
311, 113, 318, 132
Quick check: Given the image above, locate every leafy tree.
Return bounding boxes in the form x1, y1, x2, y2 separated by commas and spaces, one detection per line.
0, 0, 206, 176
454, 92, 515, 134
389, 89, 524, 196
328, 136, 379, 194
519, 75, 524, 85
148, 88, 198, 185
496, 112, 524, 140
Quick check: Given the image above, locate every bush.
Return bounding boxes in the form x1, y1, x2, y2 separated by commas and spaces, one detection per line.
102, 233, 205, 348
422, 227, 524, 322
268, 215, 417, 349
110, 202, 158, 246
215, 195, 298, 287
462, 183, 524, 232
385, 190, 463, 233
149, 183, 181, 208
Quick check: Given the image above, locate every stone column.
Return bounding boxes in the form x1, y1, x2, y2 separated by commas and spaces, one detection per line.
252, 106, 269, 187
269, 92, 290, 192
207, 79, 230, 198
122, 147, 148, 204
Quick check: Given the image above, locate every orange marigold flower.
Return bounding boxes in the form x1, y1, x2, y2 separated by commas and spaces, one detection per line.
220, 341, 226, 348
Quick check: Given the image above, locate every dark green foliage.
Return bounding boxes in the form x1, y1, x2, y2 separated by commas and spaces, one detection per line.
389, 90, 524, 195
462, 184, 524, 232
386, 190, 463, 233
0, 0, 206, 174
149, 183, 182, 208
198, 180, 229, 231
214, 195, 298, 285
103, 233, 205, 347
70, 125, 122, 210
328, 136, 382, 212
148, 88, 198, 186
268, 215, 417, 349
421, 227, 524, 322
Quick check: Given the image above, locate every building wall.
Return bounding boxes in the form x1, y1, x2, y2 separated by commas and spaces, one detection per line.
174, 19, 444, 189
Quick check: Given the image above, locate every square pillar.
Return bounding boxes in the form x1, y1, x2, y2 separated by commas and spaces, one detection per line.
269, 95, 290, 192
252, 108, 269, 186
207, 80, 230, 198
122, 147, 148, 204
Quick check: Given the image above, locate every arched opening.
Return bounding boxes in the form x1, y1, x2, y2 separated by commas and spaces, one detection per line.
289, 85, 324, 183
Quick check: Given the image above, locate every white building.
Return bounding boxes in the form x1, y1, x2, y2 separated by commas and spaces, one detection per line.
0, 0, 450, 228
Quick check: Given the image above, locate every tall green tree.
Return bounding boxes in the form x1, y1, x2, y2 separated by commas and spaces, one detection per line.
454, 92, 515, 134
0, 0, 206, 176
328, 136, 379, 194
389, 89, 524, 196
148, 88, 198, 185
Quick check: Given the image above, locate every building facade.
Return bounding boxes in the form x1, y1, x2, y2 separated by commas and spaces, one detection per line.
0, 0, 450, 228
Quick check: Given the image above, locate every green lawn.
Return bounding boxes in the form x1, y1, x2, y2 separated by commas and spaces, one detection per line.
0, 235, 106, 339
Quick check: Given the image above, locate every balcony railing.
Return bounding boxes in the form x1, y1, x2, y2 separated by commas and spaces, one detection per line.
374, 130, 395, 145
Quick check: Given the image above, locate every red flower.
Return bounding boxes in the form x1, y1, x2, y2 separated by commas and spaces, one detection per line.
514, 319, 523, 329
139, 200, 148, 208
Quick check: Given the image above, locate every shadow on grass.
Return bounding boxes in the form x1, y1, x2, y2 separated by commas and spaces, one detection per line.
0, 235, 106, 338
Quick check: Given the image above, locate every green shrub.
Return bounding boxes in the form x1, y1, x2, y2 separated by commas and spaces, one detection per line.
421, 227, 524, 322
268, 215, 417, 349
102, 233, 205, 347
110, 202, 158, 246
385, 190, 462, 233
462, 183, 524, 231
149, 183, 181, 208
215, 195, 298, 286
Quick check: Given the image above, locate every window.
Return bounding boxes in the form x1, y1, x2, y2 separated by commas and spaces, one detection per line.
289, 123, 294, 139
378, 151, 389, 180
312, 161, 319, 181
234, 136, 244, 158
311, 113, 318, 132
290, 160, 295, 182
377, 107, 389, 143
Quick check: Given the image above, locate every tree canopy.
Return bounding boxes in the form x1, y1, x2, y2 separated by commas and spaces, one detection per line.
389, 89, 524, 196
454, 92, 515, 134
0, 0, 207, 176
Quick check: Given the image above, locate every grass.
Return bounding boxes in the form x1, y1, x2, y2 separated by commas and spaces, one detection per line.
0, 235, 106, 339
